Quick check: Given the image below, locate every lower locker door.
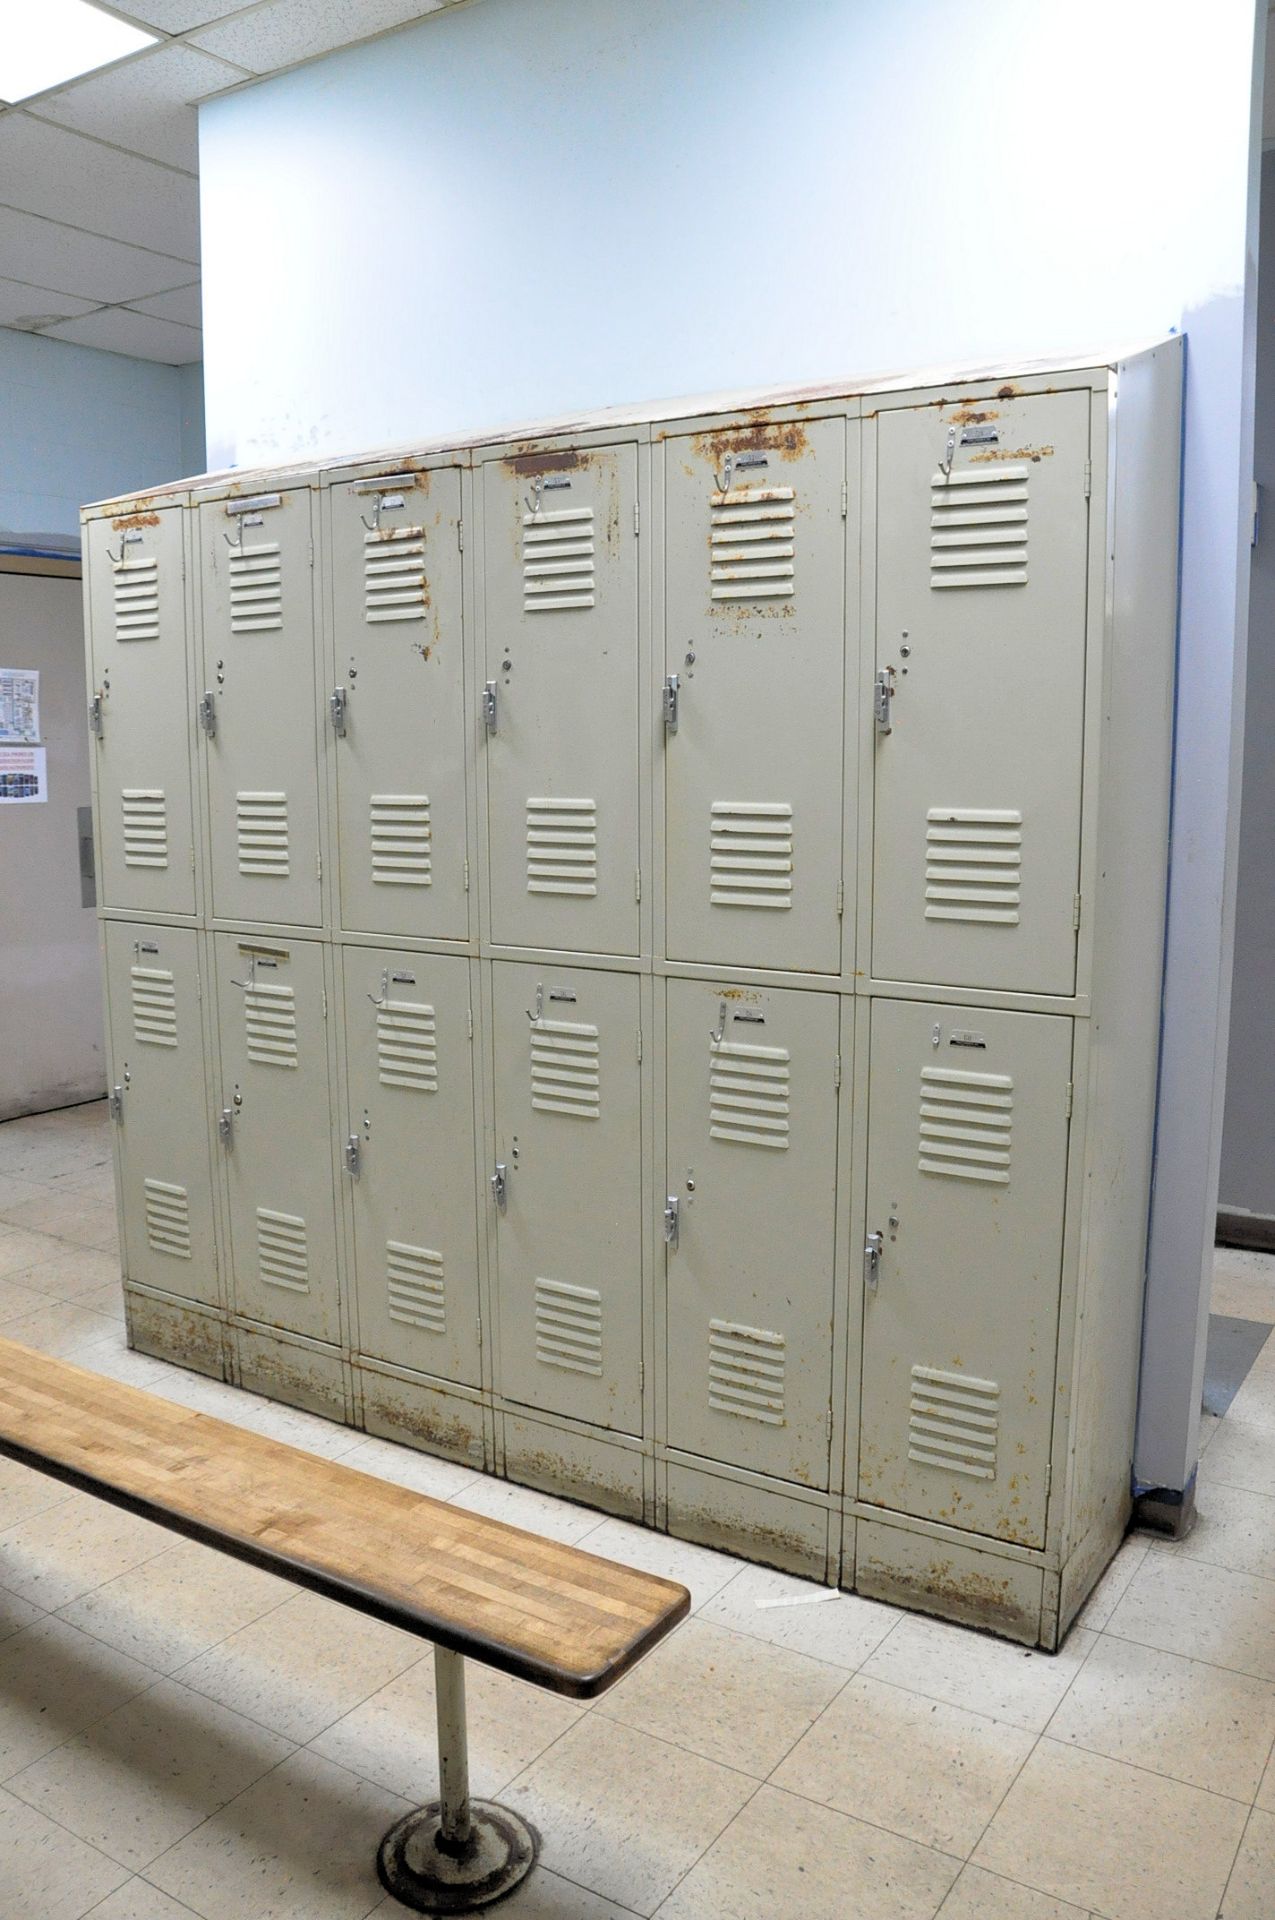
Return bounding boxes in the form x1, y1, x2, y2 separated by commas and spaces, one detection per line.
342, 948, 480, 1386
103, 922, 218, 1305
665, 979, 839, 1487
491, 962, 642, 1433
214, 934, 340, 1344
859, 999, 1072, 1548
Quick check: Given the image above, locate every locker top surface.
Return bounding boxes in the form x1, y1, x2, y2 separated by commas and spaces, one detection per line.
81, 336, 1180, 517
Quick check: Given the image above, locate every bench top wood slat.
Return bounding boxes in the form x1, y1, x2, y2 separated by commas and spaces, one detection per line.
0, 1339, 689, 1698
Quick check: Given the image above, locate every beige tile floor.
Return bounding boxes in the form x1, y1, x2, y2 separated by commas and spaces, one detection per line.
0, 1100, 1272, 1919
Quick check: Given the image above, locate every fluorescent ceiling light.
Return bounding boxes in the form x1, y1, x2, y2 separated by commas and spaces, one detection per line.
0, 0, 158, 105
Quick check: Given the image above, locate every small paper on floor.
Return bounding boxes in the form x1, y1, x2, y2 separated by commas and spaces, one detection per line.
754, 1588, 841, 1610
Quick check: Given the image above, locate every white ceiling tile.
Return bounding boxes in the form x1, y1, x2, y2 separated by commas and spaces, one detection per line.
108, 2, 259, 29
189, 0, 446, 76
44, 305, 202, 364
0, 113, 199, 260
0, 276, 100, 327
127, 280, 201, 326
31, 44, 250, 172
0, 205, 197, 302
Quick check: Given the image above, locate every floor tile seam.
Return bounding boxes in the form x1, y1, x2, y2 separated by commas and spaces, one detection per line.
0, 1763, 150, 1872
643, 1772, 770, 1917
661, 1601, 866, 1684
933, 1855, 1092, 1917
89, 1881, 203, 1920
1145, 1539, 1275, 1584
825, 1655, 1056, 1742
157, 1645, 427, 1750
50, 1562, 302, 1673
1212, 1799, 1263, 1920
0, 1487, 78, 1534
0, 1652, 170, 1793
1029, 1729, 1263, 1809
1094, 1618, 1275, 1690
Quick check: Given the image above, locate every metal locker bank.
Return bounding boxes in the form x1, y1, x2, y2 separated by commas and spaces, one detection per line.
83, 339, 1183, 1647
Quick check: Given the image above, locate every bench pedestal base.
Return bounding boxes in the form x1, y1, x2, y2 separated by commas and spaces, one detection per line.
377, 1800, 538, 1913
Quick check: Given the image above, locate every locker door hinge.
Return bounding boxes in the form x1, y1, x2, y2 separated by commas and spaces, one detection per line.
491, 1162, 508, 1211
457, 519, 464, 552
873, 666, 894, 735
1083, 459, 1092, 499
835, 879, 845, 918
841, 479, 849, 518
1072, 892, 1082, 932
218, 1107, 234, 1148
344, 1133, 361, 1178
662, 674, 679, 734
1044, 1462, 1053, 1501
329, 686, 347, 736
198, 690, 216, 738
663, 1195, 679, 1249
482, 681, 498, 734
636, 1026, 643, 1063
88, 694, 104, 737
464, 855, 471, 893
476, 1313, 483, 1348
321, 986, 328, 1019
316, 850, 322, 882
108, 1084, 124, 1122
467, 1006, 474, 1041
308, 540, 315, 569
639, 1356, 645, 1392
635, 868, 642, 903
633, 500, 640, 538
834, 1053, 842, 1092
1064, 1080, 1074, 1120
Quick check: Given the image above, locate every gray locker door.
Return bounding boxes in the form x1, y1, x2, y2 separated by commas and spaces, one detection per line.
871, 392, 1091, 995
490, 961, 642, 1432
859, 999, 1072, 1549
663, 419, 847, 973
665, 979, 839, 1486
330, 470, 468, 939
200, 490, 322, 927
342, 947, 480, 1386
103, 921, 217, 1305
482, 449, 640, 955
213, 933, 339, 1343
85, 509, 196, 915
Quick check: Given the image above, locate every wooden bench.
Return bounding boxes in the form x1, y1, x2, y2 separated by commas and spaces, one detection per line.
0, 1337, 689, 1914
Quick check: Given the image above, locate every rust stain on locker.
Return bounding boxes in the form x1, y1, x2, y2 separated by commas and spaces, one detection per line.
690, 420, 809, 463
504, 449, 586, 475
111, 511, 161, 530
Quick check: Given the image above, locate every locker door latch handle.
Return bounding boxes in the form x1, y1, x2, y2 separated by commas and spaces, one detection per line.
108, 1084, 124, 1122
873, 669, 894, 736
662, 674, 679, 734
344, 1133, 361, 1178
482, 682, 498, 734
329, 686, 347, 737
491, 1162, 508, 1211
864, 1230, 884, 1292
198, 691, 217, 738
218, 1108, 234, 1148
88, 694, 104, 737
664, 1195, 679, 1250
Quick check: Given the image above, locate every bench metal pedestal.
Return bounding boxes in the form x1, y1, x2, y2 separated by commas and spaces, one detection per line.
377, 1647, 539, 1913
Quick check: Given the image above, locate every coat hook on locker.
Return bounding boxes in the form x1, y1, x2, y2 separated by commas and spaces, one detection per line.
709, 1000, 727, 1046
526, 982, 544, 1024
229, 956, 257, 989
938, 424, 957, 480
524, 477, 542, 517
367, 969, 389, 1008
714, 451, 734, 494
361, 495, 384, 533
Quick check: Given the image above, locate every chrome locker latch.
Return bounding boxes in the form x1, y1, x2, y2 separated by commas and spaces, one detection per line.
664, 1195, 680, 1250
482, 681, 498, 734
329, 686, 347, 737
344, 1133, 361, 1177
873, 668, 894, 736
88, 694, 104, 737
491, 1161, 508, 1211
218, 1107, 234, 1148
108, 1084, 124, 1122
662, 673, 679, 734
864, 1230, 884, 1292
198, 691, 217, 738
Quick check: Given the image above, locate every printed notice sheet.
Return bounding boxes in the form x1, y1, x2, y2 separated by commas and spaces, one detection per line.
0, 744, 47, 803
0, 668, 39, 743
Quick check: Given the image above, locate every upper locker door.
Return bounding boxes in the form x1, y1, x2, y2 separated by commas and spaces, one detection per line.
200, 489, 322, 927
859, 999, 1072, 1549
665, 979, 839, 1486
85, 509, 196, 914
329, 469, 468, 938
663, 418, 847, 973
213, 934, 340, 1344
342, 948, 480, 1388
871, 392, 1091, 995
490, 962, 642, 1433
102, 921, 217, 1305
482, 448, 640, 956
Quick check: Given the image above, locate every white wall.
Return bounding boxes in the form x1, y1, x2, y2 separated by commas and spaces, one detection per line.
0, 325, 204, 540
198, 0, 1263, 1500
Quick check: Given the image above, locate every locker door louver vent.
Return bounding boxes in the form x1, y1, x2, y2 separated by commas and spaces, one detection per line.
522, 506, 595, 611
925, 809, 1022, 924
535, 1278, 603, 1375
377, 1001, 438, 1092
130, 966, 177, 1047
143, 1178, 191, 1259
236, 792, 289, 877
371, 795, 432, 887
364, 527, 426, 624
710, 802, 793, 909
244, 983, 298, 1068
256, 1207, 309, 1292
229, 542, 283, 632
709, 1041, 790, 1149
113, 557, 160, 641
919, 1066, 1013, 1184
386, 1242, 445, 1333
708, 1319, 786, 1424
530, 1021, 600, 1120
908, 1364, 1000, 1479
526, 797, 597, 896
930, 465, 1029, 588
709, 487, 795, 600
121, 789, 169, 869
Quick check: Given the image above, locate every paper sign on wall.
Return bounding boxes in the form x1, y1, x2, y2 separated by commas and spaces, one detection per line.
0, 669, 39, 743
0, 745, 47, 803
